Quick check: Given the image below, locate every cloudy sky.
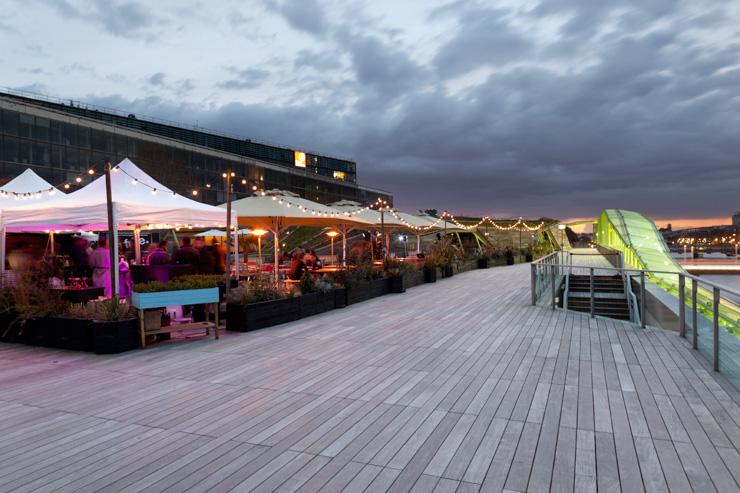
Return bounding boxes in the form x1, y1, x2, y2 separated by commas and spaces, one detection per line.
2, 0, 739, 225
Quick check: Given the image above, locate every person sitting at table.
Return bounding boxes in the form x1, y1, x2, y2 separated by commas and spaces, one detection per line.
309, 249, 322, 270
147, 240, 172, 265
174, 236, 200, 271
288, 251, 308, 280
303, 249, 315, 269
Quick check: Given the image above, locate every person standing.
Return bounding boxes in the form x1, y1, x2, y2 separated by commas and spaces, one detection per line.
90, 238, 112, 297
148, 240, 172, 265
174, 236, 200, 272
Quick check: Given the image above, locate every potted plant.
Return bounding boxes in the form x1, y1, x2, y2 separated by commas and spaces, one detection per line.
476, 249, 489, 269
428, 237, 459, 278
90, 297, 138, 354
1, 272, 57, 345
422, 255, 438, 283
384, 258, 412, 293
296, 273, 336, 317
330, 263, 389, 305
226, 275, 299, 332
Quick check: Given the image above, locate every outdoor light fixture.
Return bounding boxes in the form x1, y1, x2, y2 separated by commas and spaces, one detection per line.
326, 230, 339, 265
191, 190, 198, 196
75, 176, 82, 183
252, 228, 268, 266
87, 169, 95, 175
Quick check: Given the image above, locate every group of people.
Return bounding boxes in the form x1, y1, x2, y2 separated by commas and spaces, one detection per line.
287, 248, 323, 280
145, 236, 227, 275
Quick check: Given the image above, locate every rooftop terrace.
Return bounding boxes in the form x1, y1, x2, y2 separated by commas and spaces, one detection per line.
1, 263, 739, 492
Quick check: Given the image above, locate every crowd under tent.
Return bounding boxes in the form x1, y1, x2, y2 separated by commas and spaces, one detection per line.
225, 190, 372, 279
1, 158, 234, 291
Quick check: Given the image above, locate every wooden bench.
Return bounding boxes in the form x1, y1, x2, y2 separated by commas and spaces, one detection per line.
138, 304, 219, 348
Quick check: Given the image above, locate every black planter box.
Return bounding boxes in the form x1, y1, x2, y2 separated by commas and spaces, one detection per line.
0, 311, 19, 342
299, 291, 335, 317
48, 316, 94, 351
441, 265, 454, 278
333, 288, 347, 309
525, 254, 533, 262
226, 297, 301, 332
92, 318, 139, 354
388, 276, 405, 294
345, 278, 390, 305
506, 256, 515, 265
423, 267, 437, 283
404, 270, 424, 289
477, 258, 489, 269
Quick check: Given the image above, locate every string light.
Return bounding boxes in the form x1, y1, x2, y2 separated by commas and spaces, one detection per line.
87, 168, 95, 175
192, 190, 198, 196
75, 176, 82, 183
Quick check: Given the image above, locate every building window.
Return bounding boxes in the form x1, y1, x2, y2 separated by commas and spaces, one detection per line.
294, 151, 306, 168
333, 170, 346, 181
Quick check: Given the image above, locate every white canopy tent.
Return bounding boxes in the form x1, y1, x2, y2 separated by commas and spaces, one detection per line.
0, 169, 65, 268
1, 159, 233, 291
225, 191, 372, 279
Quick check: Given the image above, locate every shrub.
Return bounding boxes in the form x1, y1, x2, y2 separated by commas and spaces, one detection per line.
134, 276, 220, 293
227, 275, 286, 304
383, 258, 413, 278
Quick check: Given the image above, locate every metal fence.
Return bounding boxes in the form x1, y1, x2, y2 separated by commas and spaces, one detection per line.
531, 254, 740, 388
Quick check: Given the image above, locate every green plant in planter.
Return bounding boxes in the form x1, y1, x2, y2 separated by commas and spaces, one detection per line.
383, 258, 413, 278
330, 262, 382, 288
228, 274, 286, 304
299, 271, 316, 294
134, 277, 219, 293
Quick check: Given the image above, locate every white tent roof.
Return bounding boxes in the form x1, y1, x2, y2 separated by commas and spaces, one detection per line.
196, 228, 251, 237
1, 158, 232, 231
329, 200, 406, 228
0, 168, 63, 205
227, 191, 372, 230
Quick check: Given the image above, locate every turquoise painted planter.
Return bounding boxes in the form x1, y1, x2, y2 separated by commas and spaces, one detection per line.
131, 288, 219, 310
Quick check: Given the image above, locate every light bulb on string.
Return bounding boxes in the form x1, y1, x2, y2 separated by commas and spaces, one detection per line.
131, 178, 138, 185
192, 190, 198, 196
75, 176, 82, 183
87, 168, 95, 175
64, 183, 70, 190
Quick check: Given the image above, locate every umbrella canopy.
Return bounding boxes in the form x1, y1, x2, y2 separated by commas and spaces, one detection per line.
225, 191, 372, 279
329, 200, 406, 228
1, 158, 232, 231
196, 228, 251, 237
0, 168, 63, 205
228, 191, 369, 229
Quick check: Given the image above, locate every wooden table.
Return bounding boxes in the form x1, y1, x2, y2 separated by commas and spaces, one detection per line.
50, 287, 105, 303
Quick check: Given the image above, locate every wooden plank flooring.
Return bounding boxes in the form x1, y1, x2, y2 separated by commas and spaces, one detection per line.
1, 264, 739, 492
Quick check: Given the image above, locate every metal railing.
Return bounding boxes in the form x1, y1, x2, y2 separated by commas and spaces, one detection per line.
531, 255, 740, 388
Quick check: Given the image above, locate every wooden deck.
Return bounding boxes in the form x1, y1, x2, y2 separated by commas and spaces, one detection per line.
1, 264, 740, 492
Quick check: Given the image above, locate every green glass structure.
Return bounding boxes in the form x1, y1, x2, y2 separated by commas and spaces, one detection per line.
595, 209, 739, 336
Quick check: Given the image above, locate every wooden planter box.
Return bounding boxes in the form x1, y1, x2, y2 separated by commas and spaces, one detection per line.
132, 288, 220, 348
344, 278, 390, 305
226, 297, 301, 332
299, 292, 336, 317
423, 267, 437, 283
132, 288, 220, 309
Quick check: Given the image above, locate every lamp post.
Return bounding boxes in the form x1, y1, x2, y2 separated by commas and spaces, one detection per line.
252, 228, 267, 268
326, 230, 339, 265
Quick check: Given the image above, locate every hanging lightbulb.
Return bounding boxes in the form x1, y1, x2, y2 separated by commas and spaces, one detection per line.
252, 185, 257, 191
131, 178, 138, 185
75, 176, 82, 183
63, 183, 71, 190
151, 188, 157, 195
192, 190, 198, 196
241, 179, 247, 185
48, 189, 56, 196
87, 169, 95, 175
206, 183, 211, 188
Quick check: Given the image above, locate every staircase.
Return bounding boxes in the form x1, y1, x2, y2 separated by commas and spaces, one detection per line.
567, 275, 631, 320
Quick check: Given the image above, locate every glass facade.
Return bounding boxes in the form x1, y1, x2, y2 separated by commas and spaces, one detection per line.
0, 94, 391, 206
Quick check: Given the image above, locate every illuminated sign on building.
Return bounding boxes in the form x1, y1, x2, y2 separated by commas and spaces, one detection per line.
294, 151, 306, 168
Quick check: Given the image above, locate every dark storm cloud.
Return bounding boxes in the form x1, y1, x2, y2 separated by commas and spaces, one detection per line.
218, 67, 271, 90
38, 0, 156, 35
40, 0, 740, 222
264, 0, 328, 37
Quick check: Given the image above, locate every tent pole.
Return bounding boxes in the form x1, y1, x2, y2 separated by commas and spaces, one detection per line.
233, 229, 239, 278
225, 172, 232, 296
273, 226, 280, 283
133, 227, 141, 264
104, 160, 118, 298
341, 225, 347, 266
49, 231, 55, 256
0, 227, 6, 286
416, 234, 421, 254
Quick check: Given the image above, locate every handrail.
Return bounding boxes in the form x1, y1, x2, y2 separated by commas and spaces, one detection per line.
531, 257, 740, 298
